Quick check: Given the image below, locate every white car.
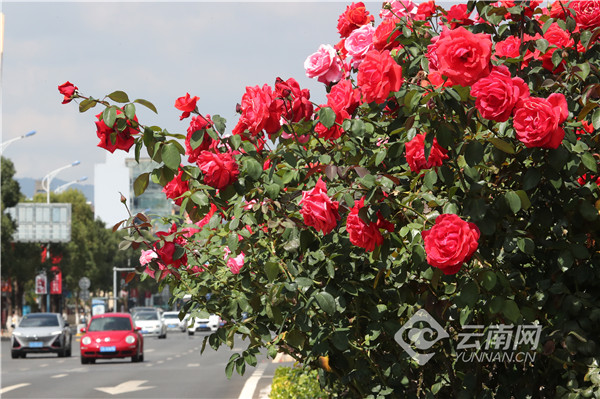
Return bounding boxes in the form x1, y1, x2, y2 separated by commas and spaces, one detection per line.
184, 314, 221, 335
133, 311, 167, 339
162, 311, 184, 331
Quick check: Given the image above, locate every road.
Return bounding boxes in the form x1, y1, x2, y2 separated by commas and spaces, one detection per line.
1, 330, 288, 399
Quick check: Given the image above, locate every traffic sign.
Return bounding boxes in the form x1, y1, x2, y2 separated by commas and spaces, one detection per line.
79, 277, 90, 290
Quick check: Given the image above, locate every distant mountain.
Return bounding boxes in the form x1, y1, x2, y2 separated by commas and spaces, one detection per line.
17, 177, 94, 204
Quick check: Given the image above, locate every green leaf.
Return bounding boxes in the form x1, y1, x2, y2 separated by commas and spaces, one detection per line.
581, 152, 598, 173
134, 98, 158, 113
107, 90, 130, 103
535, 38, 549, 53
190, 191, 208, 206
314, 291, 336, 315
505, 191, 521, 214
229, 134, 242, 150
489, 137, 515, 154
226, 354, 240, 379
502, 299, 521, 323
579, 200, 599, 221
212, 115, 227, 133
515, 190, 531, 210
295, 277, 313, 288
318, 107, 336, 129
522, 168, 541, 191
517, 237, 534, 254
124, 103, 136, 120
103, 106, 117, 128
375, 150, 386, 166
480, 270, 497, 291
133, 173, 149, 196
161, 143, 181, 170
265, 261, 280, 282
265, 183, 281, 199
465, 141, 484, 167
593, 108, 600, 130
79, 98, 97, 113
423, 170, 437, 190
576, 62, 591, 81
244, 158, 262, 180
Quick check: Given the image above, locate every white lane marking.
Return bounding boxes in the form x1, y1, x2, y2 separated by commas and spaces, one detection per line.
0, 383, 31, 394
52, 374, 68, 378
237, 362, 268, 399
156, 360, 164, 364
39, 363, 49, 368
258, 384, 272, 399
95, 380, 155, 395
144, 349, 155, 353
187, 363, 200, 367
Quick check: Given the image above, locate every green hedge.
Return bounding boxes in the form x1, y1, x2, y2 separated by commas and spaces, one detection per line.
269, 366, 329, 399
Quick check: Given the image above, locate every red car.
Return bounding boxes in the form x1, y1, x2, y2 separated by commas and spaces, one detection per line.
79, 313, 143, 364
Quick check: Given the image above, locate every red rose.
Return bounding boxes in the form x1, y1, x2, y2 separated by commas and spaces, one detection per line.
537, 23, 574, 73
315, 105, 350, 141
513, 93, 568, 149
357, 50, 403, 104
422, 214, 480, 275
471, 66, 530, 122
162, 167, 189, 206
415, 1, 436, 20
373, 18, 402, 52
435, 27, 492, 87
155, 224, 188, 269
346, 197, 393, 252
94, 110, 139, 153
337, 2, 374, 38
58, 81, 77, 104
273, 77, 313, 123
299, 178, 340, 234
232, 84, 280, 138
443, 4, 475, 29
196, 150, 240, 189
185, 114, 214, 163
571, 1, 600, 31
501, 0, 541, 19
494, 36, 522, 59
326, 79, 361, 115
405, 133, 449, 173
175, 93, 199, 120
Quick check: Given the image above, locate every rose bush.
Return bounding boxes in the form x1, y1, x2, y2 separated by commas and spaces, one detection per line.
61, 1, 600, 397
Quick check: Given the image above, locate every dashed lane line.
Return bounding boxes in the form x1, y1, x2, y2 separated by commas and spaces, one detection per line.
0, 383, 31, 395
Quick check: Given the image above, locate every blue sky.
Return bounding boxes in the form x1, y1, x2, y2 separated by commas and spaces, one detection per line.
2, 1, 363, 187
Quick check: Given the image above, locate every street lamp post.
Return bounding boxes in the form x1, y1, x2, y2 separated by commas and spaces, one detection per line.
54, 176, 88, 194
0, 130, 36, 155
113, 267, 135, 312
41, 160, 81, 312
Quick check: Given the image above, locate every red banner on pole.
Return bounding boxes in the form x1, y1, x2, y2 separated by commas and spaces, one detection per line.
50, 266, 62, 295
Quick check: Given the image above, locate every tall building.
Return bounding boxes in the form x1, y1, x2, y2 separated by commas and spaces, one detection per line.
94, 152, 174, 229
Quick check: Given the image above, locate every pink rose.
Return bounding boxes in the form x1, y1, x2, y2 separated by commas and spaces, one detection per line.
471, 66, 530, 122
162, 167, 189, 206
227, 252, 245, 274
304, 45, 343, 85
345, 24, 375, 67
380, 0, 417, 20
175, 93, 199, 120
196, 151, 240, 189
513, 93, 569, 149
58, 81, 77, 104
139, 249, 158, 265
405, 133, 449, 173
186, 114, 214, 163
434, 27, 492, 87
299, 178, 340, 234
357, 50, 403, 104
337, 2, 374, 38
422, 214, 480, 275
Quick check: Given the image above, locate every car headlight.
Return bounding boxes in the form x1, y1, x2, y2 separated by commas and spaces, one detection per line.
81, 336, 92, 345
51, 330, 63, 335
125, 335, 136, 344
12, 331, 22, 337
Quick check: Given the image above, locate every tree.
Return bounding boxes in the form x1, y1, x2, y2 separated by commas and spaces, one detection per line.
62, 1, 600, 397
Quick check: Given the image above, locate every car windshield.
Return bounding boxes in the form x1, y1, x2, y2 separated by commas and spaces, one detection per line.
89, 317, 132, 331
134, 312, 158, 321
19, 314, 60, 327
163, 313, 178, 319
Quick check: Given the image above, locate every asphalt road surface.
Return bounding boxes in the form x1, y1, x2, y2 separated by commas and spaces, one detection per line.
1, 330, 287, 399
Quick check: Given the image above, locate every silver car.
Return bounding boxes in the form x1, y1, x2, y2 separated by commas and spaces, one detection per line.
11, 313, 72, 358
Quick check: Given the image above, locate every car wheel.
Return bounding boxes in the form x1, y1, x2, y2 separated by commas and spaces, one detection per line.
58, 348, 66, 357
67, 346, 72, 357
81, 356, 89, 364
21, 353, 26, 358
188, 331, 194, 336
139, 353, 144, 362
131, 354, 139, 362
11, 351, 19, 359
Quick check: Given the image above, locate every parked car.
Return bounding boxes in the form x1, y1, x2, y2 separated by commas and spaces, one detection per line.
133, 310, 167, 338
80, 312, 143, 364
130, 306, 163, 316
11, 313, 72, 359
184, 314, 221, 335
162, 311, 184, 331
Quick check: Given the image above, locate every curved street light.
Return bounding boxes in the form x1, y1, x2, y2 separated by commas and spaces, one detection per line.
41, 160, 81, 204
0, 130, 36, 155
54, 176, 88, 194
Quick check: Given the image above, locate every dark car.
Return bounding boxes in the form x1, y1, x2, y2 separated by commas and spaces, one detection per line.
79, 313, 143, 364
11, 313, 72, 358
